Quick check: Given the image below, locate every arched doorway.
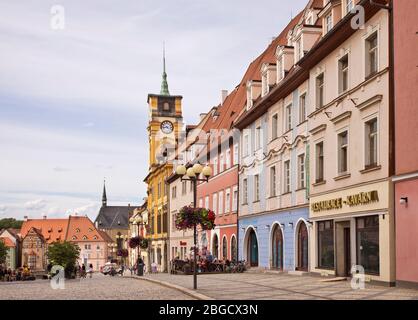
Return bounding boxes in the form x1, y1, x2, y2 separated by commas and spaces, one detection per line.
222, 236, 228, 260
247, 228, 259, 267
271, 224, 283, 270
212, 234, 219, 259
231, 235, 237, 262
296, 222, 309, 271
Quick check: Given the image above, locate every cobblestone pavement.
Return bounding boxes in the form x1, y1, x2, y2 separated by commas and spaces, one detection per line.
143, 272, 418, 300
0, 274, 194, 300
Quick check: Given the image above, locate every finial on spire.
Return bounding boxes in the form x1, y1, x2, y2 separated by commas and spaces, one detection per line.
102, 179, 107, 207
160, 42, 170, 96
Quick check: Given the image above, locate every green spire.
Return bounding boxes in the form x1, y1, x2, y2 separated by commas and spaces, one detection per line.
160, 43, 170, 96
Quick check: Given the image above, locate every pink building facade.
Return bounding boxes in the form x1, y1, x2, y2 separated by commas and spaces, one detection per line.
393, 0, 418, 287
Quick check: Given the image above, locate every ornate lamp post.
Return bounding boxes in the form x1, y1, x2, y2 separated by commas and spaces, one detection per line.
175, 163, 212, 290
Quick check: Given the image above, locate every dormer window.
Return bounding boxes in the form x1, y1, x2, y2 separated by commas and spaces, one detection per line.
246, 85, 253, 109
262, 73, 268, 96
76, 228, 80, 233
296, 38, 303, 62
82, 235, 87, 240
345, 0, 354, 15
72, 236, 77, 240
277, 57, 284, 82
325, 13, 333, 33
246, 80, 262, 110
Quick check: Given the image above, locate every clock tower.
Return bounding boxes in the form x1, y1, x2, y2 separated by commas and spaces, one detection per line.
144, 48, 183, 273
146, 49, 183, 169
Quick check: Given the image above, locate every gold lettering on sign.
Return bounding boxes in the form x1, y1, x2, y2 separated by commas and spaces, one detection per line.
312, 190, 379, 213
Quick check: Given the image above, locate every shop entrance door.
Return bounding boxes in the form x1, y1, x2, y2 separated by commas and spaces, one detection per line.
343, 227, 351, 277
336, 221, 351, 277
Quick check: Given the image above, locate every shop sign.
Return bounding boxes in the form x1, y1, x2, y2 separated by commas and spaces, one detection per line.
312, 190, 379, 213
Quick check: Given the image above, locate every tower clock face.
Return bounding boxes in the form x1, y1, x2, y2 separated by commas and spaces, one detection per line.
160, 120, 174, 134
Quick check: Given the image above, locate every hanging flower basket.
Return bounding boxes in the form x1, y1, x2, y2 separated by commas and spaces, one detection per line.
175, 206, 216, 231
117, 248, 129, 257
128, 236, 148, 249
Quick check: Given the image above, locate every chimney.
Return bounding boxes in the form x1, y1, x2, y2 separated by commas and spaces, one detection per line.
199, 113, 207, 121
43, 215, 47, 220
221, 90, 228, 105
24, 216, 28, 221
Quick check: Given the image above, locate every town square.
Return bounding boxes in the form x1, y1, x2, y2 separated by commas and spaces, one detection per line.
1, 0, 418, 306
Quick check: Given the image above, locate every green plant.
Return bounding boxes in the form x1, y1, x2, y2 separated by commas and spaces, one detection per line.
0, 241, 7, 265
46, 241, 80, 278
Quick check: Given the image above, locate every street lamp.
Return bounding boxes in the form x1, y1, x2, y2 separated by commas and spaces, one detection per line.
175, 163, 212, 290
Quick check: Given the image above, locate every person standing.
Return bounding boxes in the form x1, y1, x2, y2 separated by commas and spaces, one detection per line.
88, 263, 93, 278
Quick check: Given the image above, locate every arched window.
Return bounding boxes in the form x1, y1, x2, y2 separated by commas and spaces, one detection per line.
297, 222, 309, 271
247, 228, 259, 267
212, 234, 219, 259
222, 236, 228, 260
231, 235, 237, 262
271, 224, 283, 270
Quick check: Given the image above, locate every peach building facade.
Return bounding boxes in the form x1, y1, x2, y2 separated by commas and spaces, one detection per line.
307, 2, 395, 285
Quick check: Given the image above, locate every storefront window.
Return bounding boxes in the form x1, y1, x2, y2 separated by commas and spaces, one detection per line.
318, 220, 334, 269
356, 216, 379, 274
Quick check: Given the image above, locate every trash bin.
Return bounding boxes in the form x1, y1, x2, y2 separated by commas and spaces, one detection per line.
137, 263, 144, 276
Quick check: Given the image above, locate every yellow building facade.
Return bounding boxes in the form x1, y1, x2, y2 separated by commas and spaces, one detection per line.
144, 56, 183, 272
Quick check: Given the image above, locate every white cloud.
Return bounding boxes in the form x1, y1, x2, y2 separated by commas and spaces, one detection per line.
65, 202, 100, 218
24, 199, 47, 210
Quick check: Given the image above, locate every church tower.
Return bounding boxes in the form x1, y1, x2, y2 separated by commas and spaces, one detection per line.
144, 47, 183, 273
146, 47, 183, 168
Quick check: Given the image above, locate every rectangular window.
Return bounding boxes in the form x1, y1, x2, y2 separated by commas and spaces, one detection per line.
365, 118, 378, 168
338, 131, 349, 174
262, 73, 268, 96
182, 181, 187, 195
213, 157, 218, 175
366, 32, 378, 77
243, 132, 250, 157
298, 154, 305, 189
285, 104, 292, 131
172, 186, 177, 199
346, 0, 354, 14
220, 153, 224, 172
199, 198, 203, 208
232, 186, 238, 212
277, 57, 284, 81
318, 220, 334, 269
356, 215, 380, 274
158, 182, 162, 198
316, 73, 324, 109
212, 193, 218, 214
255, 126, 262, 150
325, 13, 333, 33
284, 160, 290, 193
157, 211, 162, 234
254, 175, 260, 201
219, 190, 224, 214
297, 38, 303, 61
339, 54, 349, 93
225, 188, 231, 213
270, 166, 276, 197
233, 144, 239, 165
226, 149, 231, 169
299, 94, 306, 123
316, 142, 324, 183
272, 114, 278, 140
205, 196, 209, 210
242, 179, 248, 204
163, 211, 168, 233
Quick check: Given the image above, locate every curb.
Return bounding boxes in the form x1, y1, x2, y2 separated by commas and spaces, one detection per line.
129, 276, 214, 300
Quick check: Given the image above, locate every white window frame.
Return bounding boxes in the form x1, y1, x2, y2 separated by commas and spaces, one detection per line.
298, 153, 306, 189
272, 113, 278, 140
315, 140, 325, 183
299, 93, 307, 124
338, 54, 349, 94
226, 149, 231, 169
284, 160, 291, 193
285, 103, 292, 132
219, 190, 224, 215
213, 157, 218, 176
337, 129, 349, 175
242, 179, 248, 205
255, 125, 262, 150
225, 188, 231, 213
232, 186, 238, 212
213, 193, 218, 214
316, 73, 325, 109
233, 144, 239, 165
364, 115, 379, 168
270, 165, 277, 197
254, 175, 260, 202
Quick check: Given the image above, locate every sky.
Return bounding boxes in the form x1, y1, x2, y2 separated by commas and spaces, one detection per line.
0, 0, 308, 221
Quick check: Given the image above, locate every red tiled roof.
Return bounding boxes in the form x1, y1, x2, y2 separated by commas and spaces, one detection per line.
66, 215, 110, 242
20, 219, 68, 244
0, 237, 15, 248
